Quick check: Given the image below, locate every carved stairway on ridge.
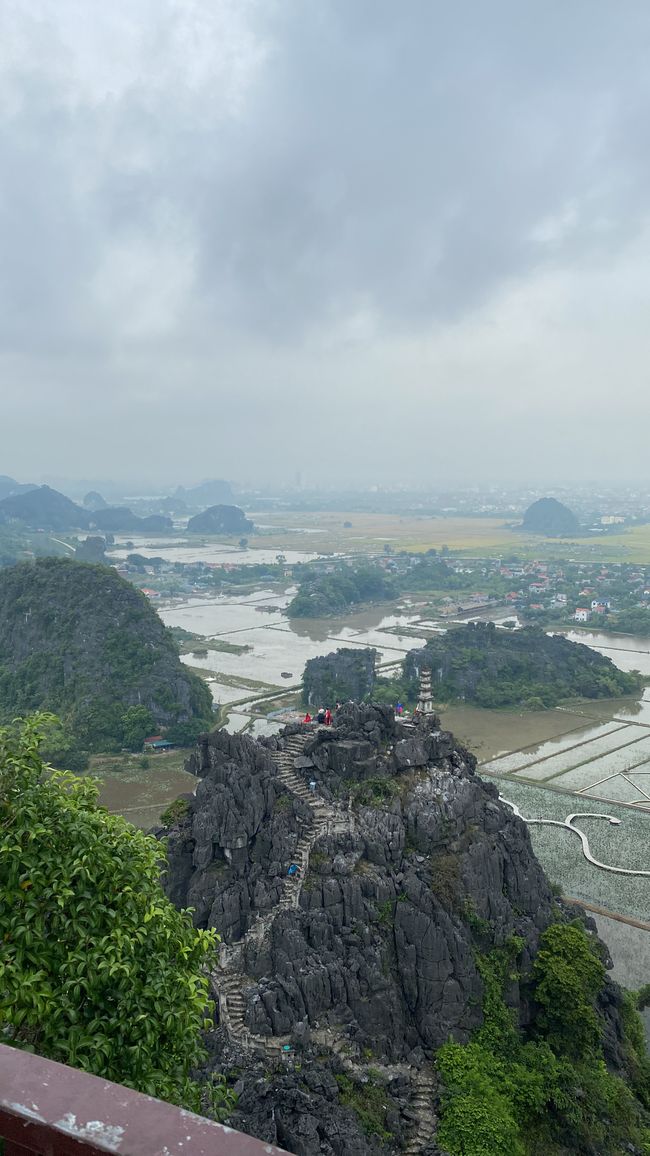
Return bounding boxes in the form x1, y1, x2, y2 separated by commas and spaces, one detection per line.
216, 730, 351, 1051
215, 729, 438, 1152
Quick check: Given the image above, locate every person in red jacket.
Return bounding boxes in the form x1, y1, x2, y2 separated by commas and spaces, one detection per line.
324, 707, 332, 726
303, 712, 312, 724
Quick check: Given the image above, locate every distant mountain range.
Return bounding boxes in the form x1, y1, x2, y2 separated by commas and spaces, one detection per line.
175, 479, 234, 507
0, 485, 172, 533
0, 475, 38, 501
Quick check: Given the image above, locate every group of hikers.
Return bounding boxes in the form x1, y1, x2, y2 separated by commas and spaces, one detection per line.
303, 705, 336, 726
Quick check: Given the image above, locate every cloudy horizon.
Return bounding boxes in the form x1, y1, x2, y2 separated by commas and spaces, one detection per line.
2, 1, 650, 488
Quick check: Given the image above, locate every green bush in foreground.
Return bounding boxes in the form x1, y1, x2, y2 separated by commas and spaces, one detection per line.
0, 716, 227, 1114
437, 925, 650, 1155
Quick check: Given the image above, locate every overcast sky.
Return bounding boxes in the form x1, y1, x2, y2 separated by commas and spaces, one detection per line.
2, 0, 650, 490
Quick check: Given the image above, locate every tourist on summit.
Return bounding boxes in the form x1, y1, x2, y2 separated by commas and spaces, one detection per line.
303, 711, 312, 724
396, 701, 404, 716
316, 706, 326, 725
324, 707, 332, 725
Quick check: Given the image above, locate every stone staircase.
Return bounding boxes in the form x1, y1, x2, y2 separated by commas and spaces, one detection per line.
215, 729, 438, 1152
216, 729, 344, 1053
403, 1068, 438, 1154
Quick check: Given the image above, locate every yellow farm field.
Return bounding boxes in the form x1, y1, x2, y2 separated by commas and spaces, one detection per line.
251, 512, 516, 554
250, 511, 650, 562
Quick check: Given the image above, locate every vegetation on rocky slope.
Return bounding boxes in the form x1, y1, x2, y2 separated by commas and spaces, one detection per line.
287, 563, 397, 616
399, 621, 642, 709
0, 558, 213, 760
437, 924, 650, 1155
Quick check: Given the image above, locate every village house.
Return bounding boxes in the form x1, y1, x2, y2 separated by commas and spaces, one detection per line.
574, 607, 590, 622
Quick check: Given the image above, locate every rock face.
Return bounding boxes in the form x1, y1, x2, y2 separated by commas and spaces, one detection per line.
186, 504, 253, 535
162, 706, 563, 1154
303, 647, 377, 708
521, 496, 580, 536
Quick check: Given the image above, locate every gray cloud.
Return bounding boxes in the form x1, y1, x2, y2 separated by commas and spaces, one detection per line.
2, 0, 650, 485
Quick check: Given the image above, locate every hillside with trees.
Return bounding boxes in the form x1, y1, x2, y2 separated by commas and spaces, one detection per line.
0, 558, 213, 760
287, 564, 396, 617
401, 621, 642, 708
187, 504, 253, 534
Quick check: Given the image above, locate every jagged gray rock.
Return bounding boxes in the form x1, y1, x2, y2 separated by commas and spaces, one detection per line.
160, 705, 560, 1154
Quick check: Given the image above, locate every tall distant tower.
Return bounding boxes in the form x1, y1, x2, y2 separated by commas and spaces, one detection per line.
416, 667, 434, 714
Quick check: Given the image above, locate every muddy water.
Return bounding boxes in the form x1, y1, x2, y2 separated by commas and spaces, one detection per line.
562, 629, 650, 676
160, 599, 425, 690
92, 761, 198, 829
438, 705, 591, 764
109, 539, 323, 565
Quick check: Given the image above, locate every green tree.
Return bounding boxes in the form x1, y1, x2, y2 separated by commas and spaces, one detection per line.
532, 921, 606, 1056
121, 705, 155, 751
0, 717, 221, 1111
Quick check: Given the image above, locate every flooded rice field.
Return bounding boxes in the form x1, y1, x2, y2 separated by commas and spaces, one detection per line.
159, 587, 650, 814
482, 776, 650, 922
482, 695, 650, 811
89, 753, 198, 831
109, 537, 324, 566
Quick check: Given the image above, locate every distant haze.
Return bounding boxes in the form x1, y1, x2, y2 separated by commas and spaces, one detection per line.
2, 1, 650, 487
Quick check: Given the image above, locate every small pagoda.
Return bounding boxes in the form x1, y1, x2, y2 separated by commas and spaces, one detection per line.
416, 667, 434, 714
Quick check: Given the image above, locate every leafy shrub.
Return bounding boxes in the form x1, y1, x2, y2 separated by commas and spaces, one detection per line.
0, 717, 223, 1113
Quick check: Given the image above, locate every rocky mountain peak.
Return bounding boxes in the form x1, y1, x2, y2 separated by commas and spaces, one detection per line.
161, 705, 569, 1153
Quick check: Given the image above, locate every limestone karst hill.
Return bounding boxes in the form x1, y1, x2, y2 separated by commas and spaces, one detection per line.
520, 496, 580, 536
0, 557, 212, 751
161, 706, 650, 1155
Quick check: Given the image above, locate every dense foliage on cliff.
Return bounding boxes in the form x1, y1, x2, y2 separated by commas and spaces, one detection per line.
403, 621, 642, 708
302, 647, 377, 706
0, 717, 233, 1115
0, 558, 213, 755
438, 923, 650, 1155
287, 563, 396, 617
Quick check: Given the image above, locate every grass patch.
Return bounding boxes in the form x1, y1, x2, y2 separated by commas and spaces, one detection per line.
430, 851, 462, 907
159, 797, 190, 827
335, 1073, 395, 1143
